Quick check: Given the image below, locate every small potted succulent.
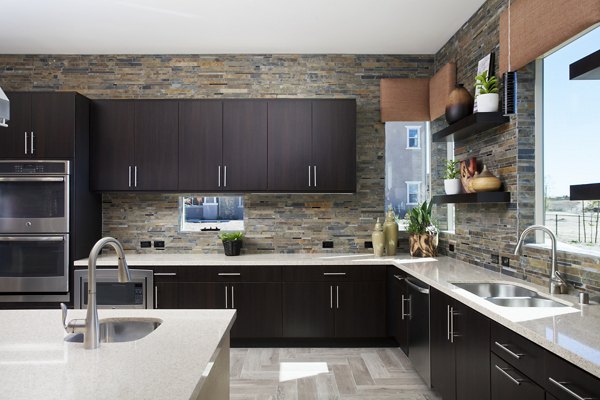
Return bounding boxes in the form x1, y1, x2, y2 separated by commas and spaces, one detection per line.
219, 232, 244, 256
405, 201, 439, 257
443, 159, 462, 195
474, 70, 499, 112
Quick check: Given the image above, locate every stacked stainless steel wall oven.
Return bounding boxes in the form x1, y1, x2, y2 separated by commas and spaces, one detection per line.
0, 161, 72, 302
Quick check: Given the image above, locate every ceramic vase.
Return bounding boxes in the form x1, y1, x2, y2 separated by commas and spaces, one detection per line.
371, 218, 385, 257
445, 84, 474, 124
476, 93, 499, 112
409, 234, 438, 257
471, 165, 502, 192
444, 179, 462, 195
383, 206, 398, 256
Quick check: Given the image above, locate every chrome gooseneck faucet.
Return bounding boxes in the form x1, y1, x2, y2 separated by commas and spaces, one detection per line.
514, 225, 566, 294
62, 237, 130, 349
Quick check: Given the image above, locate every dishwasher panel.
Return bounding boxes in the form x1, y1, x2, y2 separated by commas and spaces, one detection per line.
406, 277, 431, 387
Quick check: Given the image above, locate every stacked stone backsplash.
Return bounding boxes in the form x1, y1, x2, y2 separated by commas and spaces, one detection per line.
0, 54, 433, 254
432, 0, 600, 293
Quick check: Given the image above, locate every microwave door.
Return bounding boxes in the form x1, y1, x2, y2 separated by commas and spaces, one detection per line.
0, 176, 69, 233
0, 235, 69, 293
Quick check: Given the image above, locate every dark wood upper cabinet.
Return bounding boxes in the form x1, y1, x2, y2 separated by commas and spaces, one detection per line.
222, 100, 268, 191
178, 100, 223, 191
90, 100, 135, 191
311, 99, 356, 192
1, 92, 80, 159
133, 100, 179, 190
267, 100, 312, 191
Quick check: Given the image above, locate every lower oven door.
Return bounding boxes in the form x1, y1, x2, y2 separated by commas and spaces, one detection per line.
0, 234, 69, 293
74, 269, 153, 309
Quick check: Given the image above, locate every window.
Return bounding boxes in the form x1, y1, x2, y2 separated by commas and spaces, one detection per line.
179, 195, 244, 232
406, 126, 421, 149
406, 181, 421, 205
538, 25, 600, 255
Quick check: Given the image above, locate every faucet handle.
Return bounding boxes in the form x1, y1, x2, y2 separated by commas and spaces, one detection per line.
60, 303, 86, 334
60, 303, 68, 330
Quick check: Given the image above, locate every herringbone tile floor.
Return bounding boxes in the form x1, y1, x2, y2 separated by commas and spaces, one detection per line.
230, 347, 441, 400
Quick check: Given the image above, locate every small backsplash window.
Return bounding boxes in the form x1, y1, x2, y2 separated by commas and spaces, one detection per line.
179, 195, 244, 232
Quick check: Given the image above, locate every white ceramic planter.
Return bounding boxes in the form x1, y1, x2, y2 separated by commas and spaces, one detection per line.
444, 179, 462, 195
477, 93, 499, 112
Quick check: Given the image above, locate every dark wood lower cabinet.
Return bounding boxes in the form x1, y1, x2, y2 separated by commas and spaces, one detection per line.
154, 282, 179, 309
282, 282, 334, 338
230, 282, 282, 338
387, 268, 409, 355
491, 353, 545, 400
178, 282, 224, 309
335, 281, 385, 338
430, 288, 457, 400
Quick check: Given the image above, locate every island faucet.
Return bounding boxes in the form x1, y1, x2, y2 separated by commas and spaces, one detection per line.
62, 237, 131, 349
513, 225, 567, 294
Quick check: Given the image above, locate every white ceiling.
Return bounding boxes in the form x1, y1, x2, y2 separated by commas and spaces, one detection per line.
0, 0, 486, 54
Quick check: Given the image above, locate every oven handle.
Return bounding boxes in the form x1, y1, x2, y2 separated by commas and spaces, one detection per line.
0, 177, 65, 182
0, 236, 65, 242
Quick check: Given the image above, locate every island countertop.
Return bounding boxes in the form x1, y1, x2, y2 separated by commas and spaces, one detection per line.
0, 309, 236, 400
74, 252, 600, 379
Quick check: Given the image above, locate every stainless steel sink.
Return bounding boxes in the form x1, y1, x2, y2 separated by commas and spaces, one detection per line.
452, 282, 568, 308
65, 318, 162, 343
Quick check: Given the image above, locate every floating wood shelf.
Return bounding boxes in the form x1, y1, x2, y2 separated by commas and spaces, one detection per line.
432, 112, 510, 143
432, 192, 511, 204
570, 183, 600, 200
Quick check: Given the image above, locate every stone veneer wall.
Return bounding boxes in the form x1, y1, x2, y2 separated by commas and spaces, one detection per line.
432, 0, 600, 293
0, 54, 433, 254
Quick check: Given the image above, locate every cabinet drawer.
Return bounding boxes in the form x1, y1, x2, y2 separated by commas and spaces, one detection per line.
491, 353, 545, 400
491, 322, 546, 384
179, 266, 281, 282
282, 265, 385, 282
544, 350, 600, 400
152, 266, 180, 282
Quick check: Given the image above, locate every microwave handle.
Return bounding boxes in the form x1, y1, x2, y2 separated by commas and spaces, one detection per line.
0, 236, 65, 242
0, 177, 65, 182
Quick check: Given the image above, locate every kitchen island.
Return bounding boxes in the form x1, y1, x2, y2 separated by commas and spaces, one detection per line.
0, 308, 236, 400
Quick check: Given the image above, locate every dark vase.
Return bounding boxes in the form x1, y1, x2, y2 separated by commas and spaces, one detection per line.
222, 240, 242, 256
445, 84, 474, 124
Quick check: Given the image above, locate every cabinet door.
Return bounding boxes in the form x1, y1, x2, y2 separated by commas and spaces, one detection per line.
391, 274, 410, 354
222, 100, 267, 191
154, 283, 179, 309
178, 100, 223, 191
311, 100, 356, 192
31, 93, 75, 159
134, 101, 179, 190
282, 282, 334, 338
455, 302, 491, 400
0, 92, 31, 158
179, 282, 225, 309
430, 289, 456, 400
90, 100, 135, 191
267, 100, 312, 191
491, 354, 545, 400
335, 281, 386, 338
230, 282, 282, 339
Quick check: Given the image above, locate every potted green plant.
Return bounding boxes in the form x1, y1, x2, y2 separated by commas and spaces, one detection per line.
443, 159, 462, 195
219, 232, 244, 256
474, 70, 499, 112
405, 201, 439, 257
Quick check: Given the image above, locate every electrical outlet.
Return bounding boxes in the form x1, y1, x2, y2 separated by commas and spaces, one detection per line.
364, 241, 373, 249
501, 256, 510, 267
491, 254, 499, 264
140, 241, 151, 248
154, 240, 165, 249
322, 241, 334, 249
449, 243, 455, 252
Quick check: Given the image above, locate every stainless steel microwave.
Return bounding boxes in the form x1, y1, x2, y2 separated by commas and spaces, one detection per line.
74, 269, 154, 309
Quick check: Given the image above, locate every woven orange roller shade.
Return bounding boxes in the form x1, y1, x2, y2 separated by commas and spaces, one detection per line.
499, 0, 600, 74
429, 63, 456, 120
380, 78, 430, 122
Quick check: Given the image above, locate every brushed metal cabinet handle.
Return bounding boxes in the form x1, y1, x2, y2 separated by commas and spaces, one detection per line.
323, 272, 346, 276
313, 165, 317, 187
24, 132, 28, 155
330, 285, 333, 309
494, 341, 524, 360
134, 166, 138, 188
548, 377, 594, 400
224, 165, 227, 187
495, 365, 524, 386
450, 306, 455, 343
218, 272, 241, 276
154, 272, 177, 276
225, 285, 228, 309
447, 305, 451, 341
308, 165, 311, 187
218, 165, 221, 187
336, 285, 339, 309
30, 131, 35, 154
231, 286, 235, 309
154, 286, 158, 309
128, 166, 132, 188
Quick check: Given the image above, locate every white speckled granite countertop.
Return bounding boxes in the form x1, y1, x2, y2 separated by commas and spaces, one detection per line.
0, 309, 236, 400
75, 253, 600, 378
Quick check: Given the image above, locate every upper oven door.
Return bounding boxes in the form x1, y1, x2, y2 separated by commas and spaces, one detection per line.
0, 234, 69, 293
0, 176, 69, 233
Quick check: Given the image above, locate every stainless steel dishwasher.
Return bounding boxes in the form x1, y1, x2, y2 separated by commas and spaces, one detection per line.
405, 276, 431, 387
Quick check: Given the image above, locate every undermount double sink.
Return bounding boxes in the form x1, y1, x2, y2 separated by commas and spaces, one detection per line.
452, 282, 568, 308
66, 318, 162, 344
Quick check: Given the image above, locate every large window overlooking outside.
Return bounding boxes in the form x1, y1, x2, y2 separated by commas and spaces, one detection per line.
385, 121, 430, 226
180, 195, 244, 232
542, 26, 600, 255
